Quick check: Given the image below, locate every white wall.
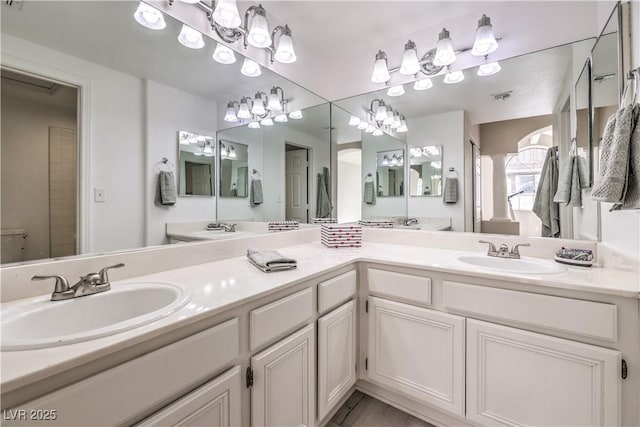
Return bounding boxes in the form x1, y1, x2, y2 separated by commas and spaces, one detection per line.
1, 34, 145, 255
337, 150, 362, 223
145, 80, 218, 246
407, 111, 466, 231
1, 95, 76, 261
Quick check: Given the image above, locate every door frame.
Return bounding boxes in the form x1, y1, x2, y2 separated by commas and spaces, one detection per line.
284, 142, 312, 223
1, 55, 90, 254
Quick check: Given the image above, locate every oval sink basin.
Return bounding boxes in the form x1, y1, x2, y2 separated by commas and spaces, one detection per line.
453, 254, 567, 275
1, 282, 190, 351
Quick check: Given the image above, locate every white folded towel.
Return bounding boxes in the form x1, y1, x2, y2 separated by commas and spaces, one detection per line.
246, 249, 297, 272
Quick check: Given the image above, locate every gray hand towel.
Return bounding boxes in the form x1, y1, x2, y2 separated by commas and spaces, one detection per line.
363, 181, 376, 205
533, 147, 560, 237
443, 177, 458, 204
614, 103, 640, 210
247, 249, 297, 272
250, 179, 263, 206
554, 155, 588, 207
592, 105, 634, 202
158, 171, 176, 206
316, 170, 332, 218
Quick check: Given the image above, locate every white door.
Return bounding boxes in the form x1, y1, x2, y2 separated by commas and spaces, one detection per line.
137, 366, 241, 427
466, 319, 621, 426
286, 148, 308, 222
318, 300, 357, 420
251, 324, 315, 427
367, 297, 465, 417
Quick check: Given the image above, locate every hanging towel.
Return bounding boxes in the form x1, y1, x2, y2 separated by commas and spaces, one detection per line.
533, 147, 560, 237
592, 104, 634, 203
554, 155, 589, 207
363, 181, 376, 205
316, 167, 332, 218
157, 171, 176, 206
247, 249, 297, 272
613, 103, 640, 210
250, 178, 263, 206
443, 177, 458, 204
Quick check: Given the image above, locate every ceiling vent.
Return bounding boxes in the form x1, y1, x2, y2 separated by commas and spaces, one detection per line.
491, 91, 513, 101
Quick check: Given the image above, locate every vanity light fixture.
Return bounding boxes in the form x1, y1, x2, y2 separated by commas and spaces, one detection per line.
443, 68, 464, 84
371, 50, 391, 83
246, 4, 271, 48
399, 40, 421, 75
375, 103, 388, 122
365, 123, 375, 133
237, 97, 252, 119
203, 142, 214, 157
274, 113, 288, 123
240, 58, 262, 77
289, 110, 303, 119
224, 101, 239, 122
368, 98, 408, 134
228, 146, 237, 158
433, 28, 456, 66
267, 86, 284, 111
382, 109, 394, 125
373, 128, 384, 136
413, 77, 433, 91
177, 24, 205, 49
387, 85, 405, 97
248, 121, 261, 129
391, 154, 399, 166
178, 0, 200, 4
133, 2, 166, 30
397, 117, 408, 133
357, 120, 369, 130
212, 43, 237, 64
391, 112, 402, 129
471, 15, 499, 56
477, 60, 501, 76
382, 155, 389, 165
273, 25, 297, 64
260, 117, 274, 126
349, 115, 361, 126
211, 0, 242, 29
251, 92, 267, 115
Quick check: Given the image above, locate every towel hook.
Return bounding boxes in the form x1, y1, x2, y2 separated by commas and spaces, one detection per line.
158, 157, 175, 172
252, 169, 262, 179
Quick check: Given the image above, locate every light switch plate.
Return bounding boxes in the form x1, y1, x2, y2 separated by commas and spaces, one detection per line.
94, 188, 106, 203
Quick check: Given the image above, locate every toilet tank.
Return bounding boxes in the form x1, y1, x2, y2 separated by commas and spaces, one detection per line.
1, 228, 27, 263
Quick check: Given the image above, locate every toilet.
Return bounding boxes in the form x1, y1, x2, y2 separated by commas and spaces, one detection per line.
1, 228, 27, 263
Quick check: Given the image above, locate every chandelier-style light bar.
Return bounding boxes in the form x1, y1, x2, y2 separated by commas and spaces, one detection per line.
348, 99, 408, 136
223, 86, 301, 127
369, 14, 500, 87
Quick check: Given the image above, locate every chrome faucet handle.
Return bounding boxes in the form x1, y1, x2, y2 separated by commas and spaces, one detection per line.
478, 240, 497, 254
98, 263, 125, 288
32, 275, 73, 301
510, 243, 531, 258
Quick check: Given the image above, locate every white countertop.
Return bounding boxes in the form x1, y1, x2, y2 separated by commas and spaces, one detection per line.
2, 241, 638, 394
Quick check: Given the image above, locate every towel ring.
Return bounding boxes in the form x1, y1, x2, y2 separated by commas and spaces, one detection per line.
252, 169, 262, 179
157, 157, 175, 172
447, 167, 458, 178
364, 173, 374, 182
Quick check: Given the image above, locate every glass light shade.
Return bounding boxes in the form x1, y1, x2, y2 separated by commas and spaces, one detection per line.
413, 78, 433, 91
391, 155, 398, 165
203, 144, 214, 155
267, 91, 282, 111
433, 29, 456, 66
228, 147, 237, 158
382, 156, 389, 166
357, 120, 368, 130
251, 96, 266, 115
237, 101, 251, 119
365, 124, 375, 133
397, 120, 408, 133
373, 129, 383, 136
241, 58, 262, 77
400, 42, 420, 75
178, 25, 205, 49
274, 114, 288, 122
371, 51, 391, 83
289, 110, 303, 119
248, 121, 261, 129
212, 43, 236, 64
247, 12, 271, 48
375, 105, 387, 122
220, 145, 227, 157
391, 114, 402, 129
349, 115, 361, 126
443, 70, 464, 84
134, 3, 166, 30
477, 61, 501, 76
194, 151, 204, 156
224, 105, 237, 122
260, 117, 274, 126
178, 0, 200, 3
472, 25, 499, 56
382, 110, 394, 125
387, 85, 405, 97
212, 0, 241, 29
274, 33, 297, 64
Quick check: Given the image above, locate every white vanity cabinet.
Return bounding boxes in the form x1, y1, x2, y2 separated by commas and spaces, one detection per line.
366, 296, 466, 417
466, 319, 621, 427
317, 300, 357, 420
137, 366, 241, 427
250, 324, 315, 427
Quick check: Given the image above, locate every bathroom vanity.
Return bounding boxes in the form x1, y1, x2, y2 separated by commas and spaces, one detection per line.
1, 228, 638, 427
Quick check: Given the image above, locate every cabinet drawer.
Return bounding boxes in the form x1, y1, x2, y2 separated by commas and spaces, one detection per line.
443, 281, 617, 342
318, 270, 356, 314
7, 318, 240, 426
250, 288, 313, 351
367, 268, 431, 306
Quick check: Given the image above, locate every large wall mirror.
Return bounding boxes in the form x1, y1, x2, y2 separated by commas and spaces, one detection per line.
376, 149, 405, 197
332, 36, 607, 237
575, 60, 592, 186
219, 141, 249, 198
0, 1, 328, 265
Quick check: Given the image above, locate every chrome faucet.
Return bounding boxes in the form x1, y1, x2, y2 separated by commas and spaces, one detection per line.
404, 217, 419, 226
32, 263, 125, 301
479, 241, 530, 259
219, 223, 237, 232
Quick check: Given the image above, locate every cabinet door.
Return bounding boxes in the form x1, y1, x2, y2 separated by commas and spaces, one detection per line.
137, 366, 241, 427
367, 297, 465, 417
467, 319, 621, 426
318, 300, 357, 420
251, 324, 315, 427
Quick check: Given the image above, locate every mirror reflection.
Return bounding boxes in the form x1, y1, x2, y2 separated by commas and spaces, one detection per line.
409, 146, 443, 197
376, 149, 405, 197
178, 131, 215, 197
575, 60, 592, 186
219, 141, 249, 198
